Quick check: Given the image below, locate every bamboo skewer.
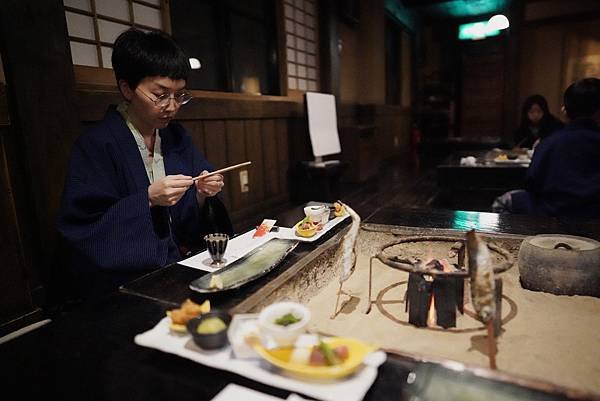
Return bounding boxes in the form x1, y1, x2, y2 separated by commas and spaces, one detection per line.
192, 161, 251, 182
487, 320, 497, 370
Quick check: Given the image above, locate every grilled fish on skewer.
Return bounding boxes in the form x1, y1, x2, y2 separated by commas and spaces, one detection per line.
466, 229, 498, 369
466, 229, 496, 322
337, 202, 361, 283
331, 202, 361, 319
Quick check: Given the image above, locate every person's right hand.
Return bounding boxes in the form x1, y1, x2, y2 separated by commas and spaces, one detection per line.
148, 175, 193, 206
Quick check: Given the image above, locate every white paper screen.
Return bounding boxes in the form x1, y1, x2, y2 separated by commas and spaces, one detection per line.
305, 92, 341, 157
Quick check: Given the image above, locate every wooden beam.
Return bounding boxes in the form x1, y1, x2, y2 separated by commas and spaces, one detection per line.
319, 0, 340, 99
0, 0, 82, 303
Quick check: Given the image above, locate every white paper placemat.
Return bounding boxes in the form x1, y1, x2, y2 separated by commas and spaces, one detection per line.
210, 384, 312, 401
135, 317, 385, 401
210, 383, 284, 401
178, 230, 279, 272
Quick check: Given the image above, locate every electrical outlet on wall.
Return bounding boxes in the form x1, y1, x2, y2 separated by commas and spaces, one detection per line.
239, 170, 249, 193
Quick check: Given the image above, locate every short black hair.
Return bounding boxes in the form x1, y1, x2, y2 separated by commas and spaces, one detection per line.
563, 77, 600, 120
112, 29, 190, 89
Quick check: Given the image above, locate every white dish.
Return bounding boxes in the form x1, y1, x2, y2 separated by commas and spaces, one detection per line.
180, 208, 350, 271
227, 314, 260, 359
493, 158, 530, 165
276, 213, 350, 243
258, 302, 311, 347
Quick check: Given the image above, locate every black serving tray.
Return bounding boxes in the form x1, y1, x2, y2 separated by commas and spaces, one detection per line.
189, 238, 299, 293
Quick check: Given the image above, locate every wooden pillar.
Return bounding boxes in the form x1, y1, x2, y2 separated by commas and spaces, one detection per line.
319, 0, 340, 100
0, 0, 81, 313
503, 0, 525, 145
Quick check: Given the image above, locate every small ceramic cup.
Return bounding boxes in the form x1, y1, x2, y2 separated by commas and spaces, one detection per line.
304, 205, 329, 225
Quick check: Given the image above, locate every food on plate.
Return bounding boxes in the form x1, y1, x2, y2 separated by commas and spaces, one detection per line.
333, 201, 346, 217
188, 311, 232, 349
295, 218, 318, 238
253, 336, 374, 379
253, 218, 277, 238
290, 341, 350, 366
167, 299, 211, 332
494, 154, 508, 161
289, 346, 312, 365
209, 274, 224, 290
181, 298, 211, 315
196, 316, 227, 334
275, 313, 301, 326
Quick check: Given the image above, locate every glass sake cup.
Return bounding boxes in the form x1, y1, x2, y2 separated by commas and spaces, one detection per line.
204, 233, 229, 267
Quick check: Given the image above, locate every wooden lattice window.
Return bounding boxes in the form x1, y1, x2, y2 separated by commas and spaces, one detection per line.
63, 0, 169, 71
283, 0, 319, 92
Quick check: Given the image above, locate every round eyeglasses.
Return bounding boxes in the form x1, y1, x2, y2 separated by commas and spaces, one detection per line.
137, 88, 193, 108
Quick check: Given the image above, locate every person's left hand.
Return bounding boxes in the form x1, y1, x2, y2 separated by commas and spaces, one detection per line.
194, 170, 224, 197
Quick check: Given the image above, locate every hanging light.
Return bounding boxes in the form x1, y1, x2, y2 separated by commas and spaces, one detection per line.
488, 14, 510, 30
189, 58, 202, 70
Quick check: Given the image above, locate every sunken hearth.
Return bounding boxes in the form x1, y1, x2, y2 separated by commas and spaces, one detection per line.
235, 225, 600, 395
370, 235, 512, 334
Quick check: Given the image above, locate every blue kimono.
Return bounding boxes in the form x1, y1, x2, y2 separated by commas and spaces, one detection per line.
57, 107, 232, 292
511, 118, 600, 218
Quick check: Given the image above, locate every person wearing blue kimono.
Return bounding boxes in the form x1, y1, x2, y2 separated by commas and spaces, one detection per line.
57, 29, 232, 298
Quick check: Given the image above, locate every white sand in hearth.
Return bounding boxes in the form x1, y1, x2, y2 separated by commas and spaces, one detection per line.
306, 230, 600, 396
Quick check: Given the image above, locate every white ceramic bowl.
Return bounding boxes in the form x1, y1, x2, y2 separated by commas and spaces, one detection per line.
304, 205, 329, 225
258, 302, 311, 347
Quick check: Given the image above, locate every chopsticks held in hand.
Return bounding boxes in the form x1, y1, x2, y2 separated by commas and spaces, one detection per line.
192, 161, 252, 182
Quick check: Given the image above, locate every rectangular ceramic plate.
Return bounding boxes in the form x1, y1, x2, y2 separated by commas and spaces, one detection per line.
189, 238, 298, 293
276, 213, 349, 243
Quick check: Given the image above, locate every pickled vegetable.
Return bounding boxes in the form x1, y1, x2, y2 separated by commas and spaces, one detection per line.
196, 317, 227, 334
275, 313, 301, 326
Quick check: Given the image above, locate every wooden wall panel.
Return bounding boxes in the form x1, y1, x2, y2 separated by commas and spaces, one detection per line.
275, 119, 289, 195
244, 120, 265, 205
0, 129, 32, 322
185, 121, 206, 158
261, 119, 279, 197
0, 84, 9, 126
225, 120, 247, 211
202, 120, 230, 209
287, 118, 312, 163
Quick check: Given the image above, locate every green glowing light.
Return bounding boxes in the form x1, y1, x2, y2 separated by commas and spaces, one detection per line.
451, 210, 499, 231
458, 21, 501, 41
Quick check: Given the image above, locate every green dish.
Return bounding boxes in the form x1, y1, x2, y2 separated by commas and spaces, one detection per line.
189, 238, 298, 293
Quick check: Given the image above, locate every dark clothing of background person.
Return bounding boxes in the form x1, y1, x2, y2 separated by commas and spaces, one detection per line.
513, 117, 563, 149
57, 107, 232, 298
510, 118, 600, 218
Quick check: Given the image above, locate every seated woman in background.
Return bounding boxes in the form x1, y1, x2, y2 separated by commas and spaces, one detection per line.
494, 77, 600, 219
57, 29, 232, 298
514, 94, 563, 148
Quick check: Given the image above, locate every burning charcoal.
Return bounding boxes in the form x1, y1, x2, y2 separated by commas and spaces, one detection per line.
425, 259, 444, 271
407, 273, 432, 327
455, 275, 465, 314
432, 277, 457, 328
